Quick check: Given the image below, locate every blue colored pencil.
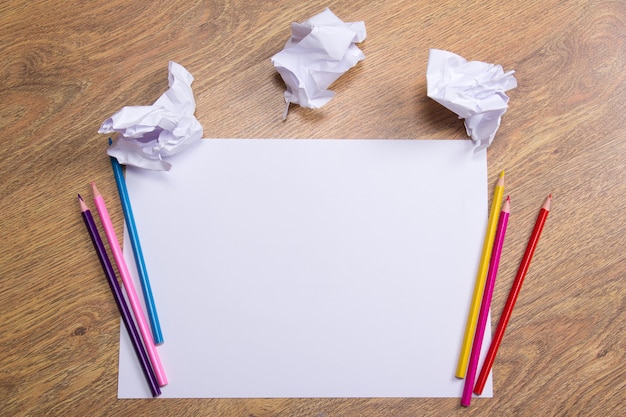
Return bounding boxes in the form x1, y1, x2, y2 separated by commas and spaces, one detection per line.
108, 139, 164, 344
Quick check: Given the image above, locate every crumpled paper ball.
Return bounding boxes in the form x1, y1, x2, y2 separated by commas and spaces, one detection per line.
271, 8, 366, 119
99, 61, 203, 171
426, 49, 517, 149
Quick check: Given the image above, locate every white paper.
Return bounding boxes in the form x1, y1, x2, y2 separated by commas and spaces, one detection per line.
118, 138, 494, 398
271, 8, 366, 118
99, 61, 203, 171
426, 49, 517, 149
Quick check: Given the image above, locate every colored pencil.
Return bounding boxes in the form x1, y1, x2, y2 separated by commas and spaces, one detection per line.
109, 139, 164, 345
461, 196, 510, 406
78, 195, 161, 397
474, 195, 552, 395
91, 182, 168, 387
456, 171, 505, 378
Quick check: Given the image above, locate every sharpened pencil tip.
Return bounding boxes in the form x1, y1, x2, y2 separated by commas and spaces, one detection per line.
502, 196, 511, 212
496, 171, 505, 187
543, 195, 552, 211
78, 194, 89, 212
91, 182, 101, 197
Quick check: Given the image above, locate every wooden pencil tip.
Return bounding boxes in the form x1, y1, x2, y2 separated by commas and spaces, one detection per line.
91, 182, 100, 197
543, 194, 552, 211
78, 194, 89, 212
502, 195, 511, 212
496, 171, 505, 186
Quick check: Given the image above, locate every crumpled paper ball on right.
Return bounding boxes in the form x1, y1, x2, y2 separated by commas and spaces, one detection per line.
426, 49, 517, 149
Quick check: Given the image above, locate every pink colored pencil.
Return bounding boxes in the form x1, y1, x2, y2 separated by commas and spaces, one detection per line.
461, 196, 510, 406
78, 195, 160, 397
91, 182, 168, 387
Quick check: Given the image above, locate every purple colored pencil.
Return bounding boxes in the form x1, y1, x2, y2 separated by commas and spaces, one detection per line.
78, 195, 161, 397
461, 196, 510, 406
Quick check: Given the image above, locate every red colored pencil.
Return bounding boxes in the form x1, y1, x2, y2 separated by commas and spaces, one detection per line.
474, 195, 551, 395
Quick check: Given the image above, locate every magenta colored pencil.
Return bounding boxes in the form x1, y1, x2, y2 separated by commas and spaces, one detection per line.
78, 195, 161, 397
461, 196, 510, 406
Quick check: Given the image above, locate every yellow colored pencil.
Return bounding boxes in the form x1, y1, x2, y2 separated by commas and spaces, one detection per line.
456, 170, 505, 378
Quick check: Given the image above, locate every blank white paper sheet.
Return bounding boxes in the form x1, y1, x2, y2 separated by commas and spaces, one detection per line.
118, 138, 494, 398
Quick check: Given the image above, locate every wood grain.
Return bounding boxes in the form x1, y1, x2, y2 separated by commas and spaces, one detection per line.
1, 0, 624, 415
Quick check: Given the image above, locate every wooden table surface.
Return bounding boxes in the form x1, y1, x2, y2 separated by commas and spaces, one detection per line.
1, 1, 624, 415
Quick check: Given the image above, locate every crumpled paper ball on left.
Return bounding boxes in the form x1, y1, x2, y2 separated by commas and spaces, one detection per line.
99, 61, 203, 171
271, 8, 366, 119
426, 49, 517, 149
